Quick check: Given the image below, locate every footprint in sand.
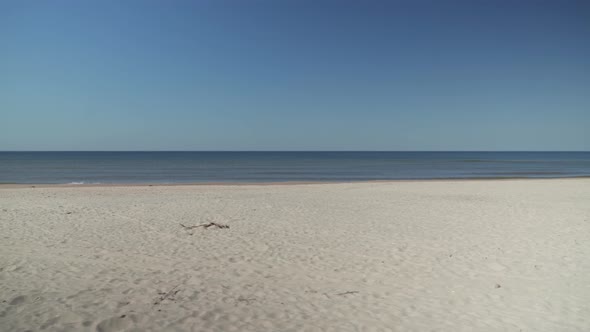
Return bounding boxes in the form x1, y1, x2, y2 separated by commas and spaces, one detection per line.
9, 295, 26, 305
96, 315, 132, 332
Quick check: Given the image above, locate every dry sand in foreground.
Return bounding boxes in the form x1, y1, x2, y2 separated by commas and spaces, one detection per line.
1, 179, 589, 331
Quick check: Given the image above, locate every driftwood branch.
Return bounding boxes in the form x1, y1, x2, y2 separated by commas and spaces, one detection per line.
336, 291, 359, 296
153, 284, 181, 305
180, 222, 229, 230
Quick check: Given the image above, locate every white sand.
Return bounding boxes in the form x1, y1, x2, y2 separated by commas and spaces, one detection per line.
1, 179, 589, 331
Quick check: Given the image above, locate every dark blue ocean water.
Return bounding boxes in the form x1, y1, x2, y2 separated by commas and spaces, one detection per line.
0, 152, 589, 184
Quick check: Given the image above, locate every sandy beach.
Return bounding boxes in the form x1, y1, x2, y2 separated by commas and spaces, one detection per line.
1, 179, 589, 331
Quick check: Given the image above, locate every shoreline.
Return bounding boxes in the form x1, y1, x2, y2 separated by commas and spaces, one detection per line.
1, 175, 589, 189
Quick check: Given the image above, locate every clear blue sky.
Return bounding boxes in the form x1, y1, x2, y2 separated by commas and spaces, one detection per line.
1, 0, 589, 151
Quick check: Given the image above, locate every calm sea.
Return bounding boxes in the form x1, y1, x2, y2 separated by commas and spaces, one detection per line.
0, 152, 589, 184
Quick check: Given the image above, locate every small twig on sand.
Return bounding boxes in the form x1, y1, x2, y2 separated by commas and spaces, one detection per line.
180, 222, 229, 230
153, 284, 181, 305
336, 291, 359, 296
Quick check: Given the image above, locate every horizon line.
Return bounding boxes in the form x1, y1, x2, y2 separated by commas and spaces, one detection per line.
1, 150, 589, 153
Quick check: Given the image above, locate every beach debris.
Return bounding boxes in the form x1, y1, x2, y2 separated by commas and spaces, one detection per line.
180, 222, 229, 231
495, 284, 501, 289
336, 291, 359, 296
153, 284, 181, 305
